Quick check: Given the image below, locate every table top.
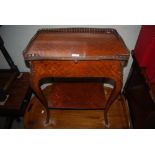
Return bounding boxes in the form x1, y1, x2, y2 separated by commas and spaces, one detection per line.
24, 28, 129, 61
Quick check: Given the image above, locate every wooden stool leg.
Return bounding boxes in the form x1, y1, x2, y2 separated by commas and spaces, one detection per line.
104, 76, 122, 128
30, 76, 50, 124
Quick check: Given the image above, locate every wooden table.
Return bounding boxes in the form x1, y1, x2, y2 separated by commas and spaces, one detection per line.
24, 28, 129, 127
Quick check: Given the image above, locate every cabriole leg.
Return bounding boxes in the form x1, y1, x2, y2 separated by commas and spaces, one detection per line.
104, 76, 122, 128
30, 75, 50, 124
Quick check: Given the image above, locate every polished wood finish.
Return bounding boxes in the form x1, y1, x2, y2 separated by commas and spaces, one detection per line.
47, 83, 106, 109
24, 28, 129, 126
24, 86, 130, 129
24, 28, 129, 61
30, 60, 122, 126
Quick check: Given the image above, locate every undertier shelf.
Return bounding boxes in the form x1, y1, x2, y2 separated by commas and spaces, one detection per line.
44, 83, 107, 109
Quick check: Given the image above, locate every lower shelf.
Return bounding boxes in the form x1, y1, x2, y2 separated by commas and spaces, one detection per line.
24, 86, 130, 129
45, 83, 106, 109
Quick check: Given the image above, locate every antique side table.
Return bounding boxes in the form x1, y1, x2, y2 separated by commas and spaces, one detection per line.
24, 28, 129, 127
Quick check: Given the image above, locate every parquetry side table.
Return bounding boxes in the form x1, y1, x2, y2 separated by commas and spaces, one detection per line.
23, 28, 129, 127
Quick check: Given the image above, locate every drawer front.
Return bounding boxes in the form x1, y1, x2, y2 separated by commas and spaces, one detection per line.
30, 60, 122, 79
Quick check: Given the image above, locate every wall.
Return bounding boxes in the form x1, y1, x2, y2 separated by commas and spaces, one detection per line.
0, 25, 141, 86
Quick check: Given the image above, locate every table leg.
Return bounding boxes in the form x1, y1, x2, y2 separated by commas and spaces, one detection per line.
104, 75, 122, 128
30, 75, 50, 124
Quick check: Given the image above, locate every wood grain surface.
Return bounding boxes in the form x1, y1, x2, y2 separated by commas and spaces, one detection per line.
24, 86, 130, 129
23, 28, 129, 126
24, 28, 129, 61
